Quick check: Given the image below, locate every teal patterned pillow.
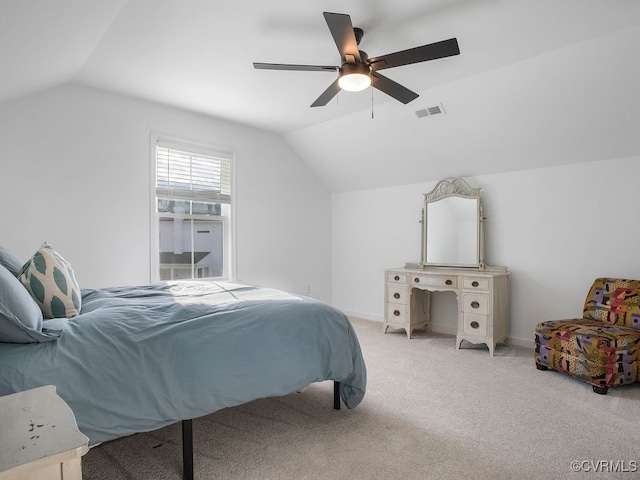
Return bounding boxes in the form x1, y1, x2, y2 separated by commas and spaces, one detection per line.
18, 243, 81, 318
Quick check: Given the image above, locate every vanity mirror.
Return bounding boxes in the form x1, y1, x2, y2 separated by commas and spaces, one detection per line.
421, 178, 483, 268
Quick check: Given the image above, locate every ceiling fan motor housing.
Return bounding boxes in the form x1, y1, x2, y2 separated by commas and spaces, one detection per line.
340, 62, 370, 76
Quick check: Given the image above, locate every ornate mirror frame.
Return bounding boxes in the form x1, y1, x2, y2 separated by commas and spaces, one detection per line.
421, 178, 484, 268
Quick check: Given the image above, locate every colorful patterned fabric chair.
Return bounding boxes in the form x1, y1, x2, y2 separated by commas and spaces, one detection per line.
534, 278, 640, 394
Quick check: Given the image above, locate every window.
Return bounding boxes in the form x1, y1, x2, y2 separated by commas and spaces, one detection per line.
151, 137, 234, 282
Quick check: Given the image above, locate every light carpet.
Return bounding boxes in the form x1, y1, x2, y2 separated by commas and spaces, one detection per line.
83, 317, 640, 480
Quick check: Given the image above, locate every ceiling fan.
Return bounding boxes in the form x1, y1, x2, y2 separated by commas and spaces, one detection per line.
253, 12, 460, 107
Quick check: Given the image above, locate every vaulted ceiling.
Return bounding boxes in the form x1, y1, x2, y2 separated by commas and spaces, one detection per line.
2, 0, 639, 191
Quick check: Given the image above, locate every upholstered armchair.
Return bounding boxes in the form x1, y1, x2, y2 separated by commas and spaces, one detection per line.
534, 278, 640, 394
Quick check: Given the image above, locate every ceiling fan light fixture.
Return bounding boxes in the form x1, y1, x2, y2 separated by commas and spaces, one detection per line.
338, 63, 371, 92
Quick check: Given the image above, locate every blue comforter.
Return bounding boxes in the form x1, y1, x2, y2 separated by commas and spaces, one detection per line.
0, 281, 366, 445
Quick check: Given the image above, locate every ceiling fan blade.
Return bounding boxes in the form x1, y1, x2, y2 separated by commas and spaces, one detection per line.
369, 38, 460, 71
253, 62, 338, 72
371, 72, 419, 104
323, 12, 361, 63
311, 79, 341, 107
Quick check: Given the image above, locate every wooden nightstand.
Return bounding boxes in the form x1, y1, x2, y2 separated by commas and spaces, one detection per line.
0, 386, 89, 480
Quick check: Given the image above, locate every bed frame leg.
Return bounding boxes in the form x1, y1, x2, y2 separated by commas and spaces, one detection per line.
182, 383, 338, 479
182, 419, 194, 480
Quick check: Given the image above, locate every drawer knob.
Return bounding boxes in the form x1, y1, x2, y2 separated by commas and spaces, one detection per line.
445, 279, 452, 286
414, 277, 420, 283
393, 309, 401, 317
472, 281, 479, 287
393, 293, 400, 299
471, 301, 480, 309
470, 321, 480, 329
394, 275, 400, 281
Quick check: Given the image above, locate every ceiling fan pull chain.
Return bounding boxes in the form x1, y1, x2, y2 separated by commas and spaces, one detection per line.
371, 85, 374, 119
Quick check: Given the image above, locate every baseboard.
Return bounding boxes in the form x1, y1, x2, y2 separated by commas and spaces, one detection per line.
338, 308, 383, 323
338, 307, 534, 349
505, 336, 534, 349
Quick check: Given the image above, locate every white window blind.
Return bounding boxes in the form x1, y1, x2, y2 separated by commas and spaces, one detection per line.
156, 144, 232, 204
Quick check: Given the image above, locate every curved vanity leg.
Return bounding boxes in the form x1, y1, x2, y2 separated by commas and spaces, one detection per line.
383, 323, 389, 334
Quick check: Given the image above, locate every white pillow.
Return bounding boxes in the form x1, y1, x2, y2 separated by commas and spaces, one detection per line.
19, 242, 81, 318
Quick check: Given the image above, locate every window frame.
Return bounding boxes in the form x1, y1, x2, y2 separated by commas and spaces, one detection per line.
149, 133, 236, 283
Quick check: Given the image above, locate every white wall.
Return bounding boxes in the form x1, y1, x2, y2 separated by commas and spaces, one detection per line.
332, 157, 640, 347
0, 83, 332, 301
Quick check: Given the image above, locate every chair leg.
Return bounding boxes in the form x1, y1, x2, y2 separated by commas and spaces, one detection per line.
592, 385, 608, 395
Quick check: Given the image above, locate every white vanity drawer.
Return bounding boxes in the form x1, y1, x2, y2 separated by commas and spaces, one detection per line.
387, 285, 408, 304
462, 293, 490, 315
386, 304, 408, 324
463, 277, 490, 291
411, 275, 457, 288
387, 272, 408, 284
463, 313, 488, 335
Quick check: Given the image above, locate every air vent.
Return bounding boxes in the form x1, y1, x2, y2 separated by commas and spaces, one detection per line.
414, 103, 446, 119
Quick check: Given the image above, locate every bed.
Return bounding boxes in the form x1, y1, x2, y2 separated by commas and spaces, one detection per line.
0, 246, 367, 478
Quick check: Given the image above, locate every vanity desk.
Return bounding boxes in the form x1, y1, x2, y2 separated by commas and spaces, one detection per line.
384, 178, 510, 355
384, 265, 510, 355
